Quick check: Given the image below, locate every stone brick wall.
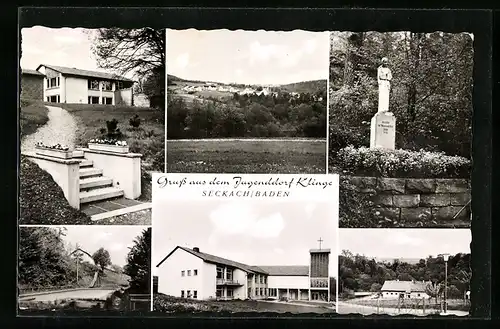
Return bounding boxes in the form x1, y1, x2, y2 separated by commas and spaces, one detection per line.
21, 74, 44, 100
345, 176, 471, 224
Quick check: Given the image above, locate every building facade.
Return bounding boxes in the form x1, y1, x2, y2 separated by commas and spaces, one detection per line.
20, 69, 45, 100
156, 246, 331, 302
380, 280, 431, 299
36, 64, 135, 105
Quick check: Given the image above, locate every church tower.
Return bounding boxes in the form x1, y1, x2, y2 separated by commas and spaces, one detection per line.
308, 237, 331, 302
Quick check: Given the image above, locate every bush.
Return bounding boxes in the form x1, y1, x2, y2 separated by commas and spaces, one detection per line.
104, 119, 123, 139
129, 114, 141, 128
332, 146, 471, 178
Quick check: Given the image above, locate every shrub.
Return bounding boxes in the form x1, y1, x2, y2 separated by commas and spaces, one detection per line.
105, 119, 122, 139
332, 146, 471, 178
129, 114, 141, 128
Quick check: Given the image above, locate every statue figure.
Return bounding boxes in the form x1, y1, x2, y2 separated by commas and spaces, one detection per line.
377, 57, 392, 114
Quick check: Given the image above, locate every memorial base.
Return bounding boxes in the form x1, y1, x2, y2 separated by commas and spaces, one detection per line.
370, 112, 396, 150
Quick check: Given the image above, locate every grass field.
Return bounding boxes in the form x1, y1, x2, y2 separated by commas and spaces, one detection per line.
153, 294, 335, 314
20, 99, 49, 137
167, 139, 327, 173
341, 297, 470, 312
60, 104, 165, 201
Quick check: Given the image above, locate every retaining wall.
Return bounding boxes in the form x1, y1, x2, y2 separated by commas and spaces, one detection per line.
343, 176, 471, 223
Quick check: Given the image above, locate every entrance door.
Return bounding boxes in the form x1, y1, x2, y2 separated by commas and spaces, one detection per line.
49, 95, 58, 103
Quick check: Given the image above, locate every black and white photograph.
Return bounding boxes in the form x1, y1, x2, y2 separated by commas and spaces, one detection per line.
19, 27, 166, 225
328, 31, 473, 228
151, 182, 338, 315
337, 228, 471, 316
17, 226, 151, 314
166, 29, 328, 174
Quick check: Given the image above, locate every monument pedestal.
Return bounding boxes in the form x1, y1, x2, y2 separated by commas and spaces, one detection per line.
370, 112, 396, 150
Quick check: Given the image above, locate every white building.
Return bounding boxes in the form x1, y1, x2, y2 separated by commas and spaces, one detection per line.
36, 64, 135, 105
155, 246, 332, 302
380, 280, 431, 299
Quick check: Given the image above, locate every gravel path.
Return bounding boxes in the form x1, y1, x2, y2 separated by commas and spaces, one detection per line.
21, 105, 78, 152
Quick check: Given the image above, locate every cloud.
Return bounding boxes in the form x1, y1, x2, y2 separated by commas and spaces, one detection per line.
94, 231, 113, 241
175, 53, 190, 69
54, 35, 82, 44
390, 231, 424, 247
209, 202, 285, 239
235, 68, 243, 76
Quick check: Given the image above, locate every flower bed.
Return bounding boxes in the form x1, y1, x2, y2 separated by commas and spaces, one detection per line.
331, 146, 471, 179
35, 142, 72, 159
88, 139, 129, 153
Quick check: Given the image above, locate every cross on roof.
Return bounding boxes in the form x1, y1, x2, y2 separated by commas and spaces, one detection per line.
318, 237, 323, 249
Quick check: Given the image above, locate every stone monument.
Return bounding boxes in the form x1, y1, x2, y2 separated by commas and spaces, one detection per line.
370, 57, 396, 150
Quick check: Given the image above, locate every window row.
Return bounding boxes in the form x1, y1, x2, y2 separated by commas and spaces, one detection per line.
47, 77, 60, 88
181, 269, 198, 277
88, 80, 126, 91
216, 288, 233, 298
88, 96, 113, 105
181, 290, 198, 298
216, 266, 233, 280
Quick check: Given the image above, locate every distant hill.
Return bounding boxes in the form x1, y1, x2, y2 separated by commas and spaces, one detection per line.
278, 79, 327, 94
374, 257, 423, 265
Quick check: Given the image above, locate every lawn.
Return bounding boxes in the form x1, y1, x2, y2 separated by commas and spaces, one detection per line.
153, 293, 335, 315
60, 104, 165, 201
19, 155, 92, 225
167, 139, 327, 174
19, 99, 49, 137
342, 297, 470, 312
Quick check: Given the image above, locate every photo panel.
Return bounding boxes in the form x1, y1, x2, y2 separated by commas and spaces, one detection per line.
337, 228, 471, 316
17, 225, 152, 314
151, 173, 339, 315
328, 31, 473, 229
165, 29, 329, 174
19, 26, 166, 225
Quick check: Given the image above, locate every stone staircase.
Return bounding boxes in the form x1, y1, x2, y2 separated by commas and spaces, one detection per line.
73, 152, 124, 205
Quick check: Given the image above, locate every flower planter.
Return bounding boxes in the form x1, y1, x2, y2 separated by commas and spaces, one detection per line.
35, 146, 73, 159
88, 143, 129, 154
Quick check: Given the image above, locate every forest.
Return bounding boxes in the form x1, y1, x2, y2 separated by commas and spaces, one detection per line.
329, 31, 473, 160
167, 88, 327, 139
18, 227, 151, 294
338, 250, 471, 300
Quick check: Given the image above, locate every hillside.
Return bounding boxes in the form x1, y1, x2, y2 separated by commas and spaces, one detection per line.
278, 79, 327, 94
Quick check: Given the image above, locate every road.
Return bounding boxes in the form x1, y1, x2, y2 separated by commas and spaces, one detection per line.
337, 301, 469, 316
19, 289, 116, 302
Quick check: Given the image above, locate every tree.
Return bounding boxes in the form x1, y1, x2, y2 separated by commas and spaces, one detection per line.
124, 228, 151, 293
92, 248, 112, 272
370, 282, 382, 292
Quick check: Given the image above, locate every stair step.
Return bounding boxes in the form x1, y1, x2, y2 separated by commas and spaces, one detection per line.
79, 159, 93, 168
80, 176, 113, 190
79, 168, 103, 178
80, 187, 124, 204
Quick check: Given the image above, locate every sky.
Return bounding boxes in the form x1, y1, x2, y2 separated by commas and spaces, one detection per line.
60, 226, 149, 267
153, 200, 337, 277
339, 228, 471, 260
20, 26, 135, 79
167, 29, 329, 85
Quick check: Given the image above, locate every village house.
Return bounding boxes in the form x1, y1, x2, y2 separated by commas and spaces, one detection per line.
155, 246, 332, 302
380, 280, 431, 299
20, 69, 45, 100
36, 64, 136, 105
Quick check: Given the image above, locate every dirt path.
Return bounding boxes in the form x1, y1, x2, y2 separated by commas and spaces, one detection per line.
21, 105, 78, 152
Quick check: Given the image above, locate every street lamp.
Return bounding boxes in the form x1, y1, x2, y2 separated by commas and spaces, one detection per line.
439, 253, 450, 315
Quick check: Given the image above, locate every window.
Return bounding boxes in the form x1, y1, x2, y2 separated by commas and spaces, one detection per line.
260, 288, 263, 296
216, 289, 222, 298
88, 79, 99, 90
226, 270, 232, 280
117, 81, 124, 90
263, 276, 267, 284
227, 289, 233, 297
103, 97, 113, 105
193, 291, 198, 299
194, 269, 198, 276
181, 270, 185, 277
216, 267, 223, 279
57, 95, 60, 103
49, 95, 58, 103
102, 81, 112, 91
48, 77, 59, 88
187, 270, 191, 276
181, 290, 185, 298
187, 290, 191, 298
57, 77, 60, 86
88, 96, 99, 104
256, 288, 259, 296
260, 276, 263, 284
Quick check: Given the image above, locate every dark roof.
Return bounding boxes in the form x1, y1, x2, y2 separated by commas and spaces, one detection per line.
381, 280, 429, 293
156, 246, 268, 274
256, 266, 309, 276
36, 64, 134, 82
22, 69, 45, 76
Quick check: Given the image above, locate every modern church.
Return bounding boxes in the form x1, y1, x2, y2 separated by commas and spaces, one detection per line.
155, 244, 332, 302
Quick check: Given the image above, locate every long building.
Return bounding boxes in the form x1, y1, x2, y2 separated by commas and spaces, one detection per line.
155, 246, 331, 302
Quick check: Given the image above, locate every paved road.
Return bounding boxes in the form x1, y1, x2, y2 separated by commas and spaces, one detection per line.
337, 301, 469, 317
21, 105, 77, 152
19, 289, 115, 302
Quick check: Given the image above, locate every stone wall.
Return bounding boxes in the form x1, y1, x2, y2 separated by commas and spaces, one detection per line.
344, 176, 471, 224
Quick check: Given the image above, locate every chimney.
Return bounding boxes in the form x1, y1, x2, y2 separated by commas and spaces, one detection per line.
193, 247, 200, 252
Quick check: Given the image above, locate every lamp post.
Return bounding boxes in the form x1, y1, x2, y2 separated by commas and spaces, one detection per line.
439, 253, 450, 314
